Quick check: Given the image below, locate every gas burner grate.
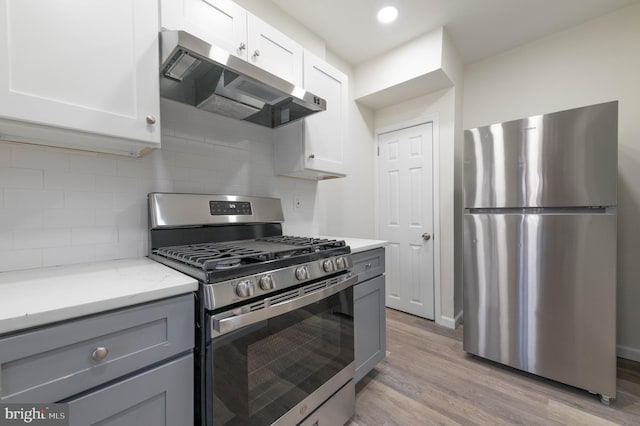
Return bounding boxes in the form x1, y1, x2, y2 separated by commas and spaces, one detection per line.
257, 236, 345, 249
156, 243, 272, 270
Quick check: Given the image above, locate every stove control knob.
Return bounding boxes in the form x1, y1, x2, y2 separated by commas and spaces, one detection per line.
259, 275, 274, 290
236, 280, 255, 298
322, 259, 335, 272
295, 266, 308, 281
336, 256, 347, 270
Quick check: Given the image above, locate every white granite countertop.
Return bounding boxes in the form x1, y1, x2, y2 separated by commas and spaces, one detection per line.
319, 236, 388, 254
0, 258, 198, 335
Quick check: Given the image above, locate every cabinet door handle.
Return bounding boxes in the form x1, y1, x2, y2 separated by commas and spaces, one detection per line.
365, 263, 372, 269
91, 346, 109, 362
238, 42, 246, 51
146, 115, 157, 125
308, 154, 315, 159
253, 49, 260, 57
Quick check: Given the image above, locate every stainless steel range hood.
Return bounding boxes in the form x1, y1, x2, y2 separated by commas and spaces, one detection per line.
159, 30, 326, 128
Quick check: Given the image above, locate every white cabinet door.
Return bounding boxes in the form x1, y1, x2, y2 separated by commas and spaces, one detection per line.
247, 13, 303, 87
302, 50, 348, 176
0, 0, 160, 154
161, 0, 248, 60
274, 50, 348, 179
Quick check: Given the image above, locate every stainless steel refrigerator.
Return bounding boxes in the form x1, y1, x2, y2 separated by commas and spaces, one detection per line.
463, 101, 618, 403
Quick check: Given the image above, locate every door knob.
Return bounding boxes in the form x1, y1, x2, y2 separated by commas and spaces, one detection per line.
422, 233, 431, 241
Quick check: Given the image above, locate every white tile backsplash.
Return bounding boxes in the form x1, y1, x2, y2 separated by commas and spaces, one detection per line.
0, 100, 318, 272
0, 248, 42, 271
64, 191, 115, 209
43, 208, 95, 228
0, 209, 43, 230
12, 146, 69, 171
0, 145, 10, 167
4, 189, 64, 209
94, 175, 141, 193
44, 170, 95, 191
0, 167, 43, 189
14, 228, 71, 249
42, 245, 95, 267
71, 226, 118, 246
95, 241, 139, 262
0, 230, 12, 249
116, 158, 149, 178
69, 154, 117, 176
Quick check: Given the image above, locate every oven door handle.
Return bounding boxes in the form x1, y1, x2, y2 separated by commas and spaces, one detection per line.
212, 274, 357, 336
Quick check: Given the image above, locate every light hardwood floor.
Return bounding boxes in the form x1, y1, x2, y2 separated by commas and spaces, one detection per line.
349, 309, 640, 425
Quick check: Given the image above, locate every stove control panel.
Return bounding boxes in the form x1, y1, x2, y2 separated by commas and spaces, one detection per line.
209, 201, 252, 216
203, 254, 353, 310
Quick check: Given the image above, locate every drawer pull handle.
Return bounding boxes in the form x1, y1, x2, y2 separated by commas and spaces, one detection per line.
92, 347, 109, 362
365, 263, 372, 269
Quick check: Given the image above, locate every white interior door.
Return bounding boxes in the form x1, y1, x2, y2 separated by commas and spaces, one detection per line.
378, 123, 435, 319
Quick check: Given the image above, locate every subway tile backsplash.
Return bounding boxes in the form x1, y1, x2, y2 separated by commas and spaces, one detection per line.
0, 100, 319, 272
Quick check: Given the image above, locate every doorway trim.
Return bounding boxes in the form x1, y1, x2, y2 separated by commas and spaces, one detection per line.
374, 113, 442, 326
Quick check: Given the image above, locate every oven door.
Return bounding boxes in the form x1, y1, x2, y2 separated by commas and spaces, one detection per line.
205, 274, 356, 426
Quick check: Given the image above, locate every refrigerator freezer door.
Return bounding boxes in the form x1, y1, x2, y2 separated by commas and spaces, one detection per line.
463, 212, 617, 397
464, 101, 618, 209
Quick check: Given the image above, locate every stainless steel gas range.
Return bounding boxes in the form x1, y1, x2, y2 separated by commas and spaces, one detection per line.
147, 193, 356, 426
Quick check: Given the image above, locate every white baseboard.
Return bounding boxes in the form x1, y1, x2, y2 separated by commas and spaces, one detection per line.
617, 345, 640, 362
438, 310, 463, 329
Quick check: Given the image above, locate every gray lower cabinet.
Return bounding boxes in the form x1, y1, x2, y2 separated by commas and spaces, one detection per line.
0, 294, 194, 426
353, 248, 386, 383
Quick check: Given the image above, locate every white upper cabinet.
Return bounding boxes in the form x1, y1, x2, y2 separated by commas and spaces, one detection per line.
274, 50, 348, 179
161, 0, 248, 60
246, 13, 302, 87
160, 0, 303, 86
0, 0, 161, 157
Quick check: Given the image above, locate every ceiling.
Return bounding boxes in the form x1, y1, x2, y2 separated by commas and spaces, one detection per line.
270, 0, 640, 65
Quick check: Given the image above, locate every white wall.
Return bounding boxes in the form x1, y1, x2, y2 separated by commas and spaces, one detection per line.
316, 53, 376, 239
463, 3, 640, 360
0, 100, 318, 272
442, 30, 465, 316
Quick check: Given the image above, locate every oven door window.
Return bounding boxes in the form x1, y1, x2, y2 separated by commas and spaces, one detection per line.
206, 287, 353, 426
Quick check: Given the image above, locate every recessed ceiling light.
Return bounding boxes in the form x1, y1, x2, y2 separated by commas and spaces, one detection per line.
377, 6, 398, 24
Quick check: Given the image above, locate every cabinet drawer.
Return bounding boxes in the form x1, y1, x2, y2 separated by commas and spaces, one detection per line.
0, 294, 194, 403
66, 354, 193, 426
351, 248, 385, 282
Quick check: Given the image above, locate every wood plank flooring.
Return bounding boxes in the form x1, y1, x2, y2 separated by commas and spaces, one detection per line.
348, 309, 640, 425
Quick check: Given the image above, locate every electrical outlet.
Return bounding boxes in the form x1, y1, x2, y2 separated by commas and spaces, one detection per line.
294, 195, 303, 210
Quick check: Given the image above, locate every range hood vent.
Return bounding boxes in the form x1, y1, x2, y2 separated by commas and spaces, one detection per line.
159, 31, 326, 128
